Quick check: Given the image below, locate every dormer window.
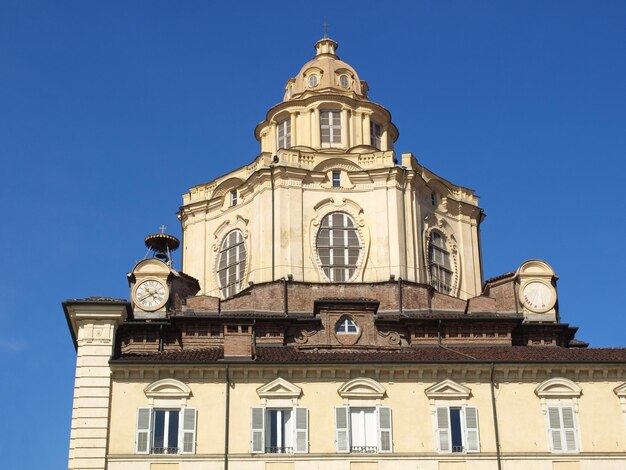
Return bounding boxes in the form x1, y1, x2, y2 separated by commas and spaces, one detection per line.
321, 110, 341, 147
370, 121, 382, 149
230, 190, 238, 207
339, 75, 350, 89
336, 317, 358, 334
277, 119, 291, 149
332, 170, 341, 188
308, 74, 319, 88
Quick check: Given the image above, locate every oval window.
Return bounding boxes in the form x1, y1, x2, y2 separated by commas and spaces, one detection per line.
308, 74, 319, 88
339, 75, 349, 89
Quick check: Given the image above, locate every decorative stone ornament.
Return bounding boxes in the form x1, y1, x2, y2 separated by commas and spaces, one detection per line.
517, 259, 558, 322
129, 258, 171, 319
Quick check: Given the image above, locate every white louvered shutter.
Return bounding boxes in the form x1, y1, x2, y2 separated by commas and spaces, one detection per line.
548, 406, 563, 451
464, 407, 480, 452
294, 407, 308, 453
436, 407, 451, 452
561, 407, 578, 451
335, 406, 350, 453
180, 408, 197, 454
377, 407, 393, 452
251, 407, 265, 453
136, 408, 152, 454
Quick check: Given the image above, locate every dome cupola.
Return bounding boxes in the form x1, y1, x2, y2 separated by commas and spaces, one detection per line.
283, 37, 369, 101
255, 37, 399, 154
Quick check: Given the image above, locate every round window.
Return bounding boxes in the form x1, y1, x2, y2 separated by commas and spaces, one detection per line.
308, 74, 319, 88
339, 75, 349, 89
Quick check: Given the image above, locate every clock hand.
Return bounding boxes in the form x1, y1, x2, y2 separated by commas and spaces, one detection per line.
138, 292, 152, 301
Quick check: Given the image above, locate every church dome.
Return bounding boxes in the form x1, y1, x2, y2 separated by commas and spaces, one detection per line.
284, 37, 369, 101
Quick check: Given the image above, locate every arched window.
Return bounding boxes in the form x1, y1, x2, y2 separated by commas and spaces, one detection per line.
428, 231, 452, 293
336, 317, 358, 334
316, 212, 361, 282
217, 230, 246, 298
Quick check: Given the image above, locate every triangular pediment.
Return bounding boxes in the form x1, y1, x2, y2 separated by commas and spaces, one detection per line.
257, 377, 302, 399
615, 383, 626, 398
425, 379, 471, 399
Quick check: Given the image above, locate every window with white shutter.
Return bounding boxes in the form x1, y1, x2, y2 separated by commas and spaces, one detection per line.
547, 406, 579, 452
217, 229, 247, 298
135, 408, 196, 455
334, 406, 392, 453
250, 407, 309, 454
435, 406, 480, 453
316, 212, 362, 282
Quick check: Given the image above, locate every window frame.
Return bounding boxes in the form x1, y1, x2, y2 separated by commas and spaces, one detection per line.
251, 406, 308, 454
217, 229, 247, 298
434, 405, 480, 453
277, 118, 291, 150
136, 407, 197, 455
336, 317, 358, 334
335, 406, 393, 454
316, 212, 362, 282
428, 231, 453, 294
320, 109, 342, 147
370, 121, 382, 149
332, 170, 341, 188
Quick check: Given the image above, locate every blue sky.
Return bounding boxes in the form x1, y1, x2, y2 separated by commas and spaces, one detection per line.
1, 1, 625, 467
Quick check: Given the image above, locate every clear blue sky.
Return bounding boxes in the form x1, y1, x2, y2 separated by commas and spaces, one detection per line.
1, 1, 625, 467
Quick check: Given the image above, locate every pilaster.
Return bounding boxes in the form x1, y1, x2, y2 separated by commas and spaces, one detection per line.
65, 301, 128, 470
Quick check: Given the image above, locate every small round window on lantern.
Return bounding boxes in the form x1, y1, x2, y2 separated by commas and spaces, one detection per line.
336, 317, 358, 334
308, 74, 319, 88
339, 75, 350, 89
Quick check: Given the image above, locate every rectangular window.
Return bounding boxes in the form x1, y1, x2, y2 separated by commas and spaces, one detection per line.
136, 408, 196, 455
547, 406, 579, 452
435, 406, 479, 453
335, 406, 392, 453
332, 170, 341, 188
251, 407, 308, 454
370, 121, 382, 149
277, 119, 291, 149
321, 110, 341, 146
230, 190, 238, 206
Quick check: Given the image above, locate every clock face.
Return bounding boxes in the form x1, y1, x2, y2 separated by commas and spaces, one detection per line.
521, 281, 555, 313
134, 279, 168, 311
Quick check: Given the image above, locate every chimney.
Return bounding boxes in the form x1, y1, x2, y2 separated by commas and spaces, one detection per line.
223, 324, 253, 358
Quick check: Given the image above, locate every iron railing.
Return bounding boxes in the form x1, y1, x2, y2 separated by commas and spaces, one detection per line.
266, 446, 294, 454
351, 446, 378, 453
151, 446, 179, 454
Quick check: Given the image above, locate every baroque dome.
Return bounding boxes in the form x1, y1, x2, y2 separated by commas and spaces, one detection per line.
284, 37, 369, 101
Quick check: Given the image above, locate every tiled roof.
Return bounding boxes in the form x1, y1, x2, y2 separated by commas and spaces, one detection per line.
112, 346, 626, 364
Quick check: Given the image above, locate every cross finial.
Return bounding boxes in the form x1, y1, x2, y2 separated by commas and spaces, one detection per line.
159, 224, 167, 234
322, 19, 329, 38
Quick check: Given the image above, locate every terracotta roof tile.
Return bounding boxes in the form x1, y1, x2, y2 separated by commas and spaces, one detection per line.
112, 346, 626, 364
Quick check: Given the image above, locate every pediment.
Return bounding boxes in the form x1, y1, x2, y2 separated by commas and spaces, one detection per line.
424, 379, 471, 399
338, 377, 385, 399
535, 378, 582, 398
144, 378, 192, 399
614, 383, 626, 398
257, 377, 302, 399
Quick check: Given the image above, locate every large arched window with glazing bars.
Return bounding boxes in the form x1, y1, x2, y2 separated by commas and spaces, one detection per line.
428, 231, 452, 293
217, 229, 246, 298
316, 212, 361, 282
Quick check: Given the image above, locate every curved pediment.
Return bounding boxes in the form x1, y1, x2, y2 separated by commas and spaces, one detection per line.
144, 378, 192, 399
338, 377, 386, 399
535, 378, 582, 398
424, 379, 471, 399
257, 377, 302, 399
